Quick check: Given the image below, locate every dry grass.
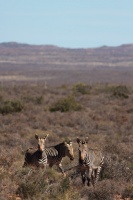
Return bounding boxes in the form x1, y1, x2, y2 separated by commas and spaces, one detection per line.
0, 82, 133, 199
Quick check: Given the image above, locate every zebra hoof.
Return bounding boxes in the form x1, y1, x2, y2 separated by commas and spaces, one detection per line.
63, 173, 67, 177
87, 182, 91, 187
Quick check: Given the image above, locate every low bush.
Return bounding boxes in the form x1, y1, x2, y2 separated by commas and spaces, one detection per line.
101, 153, 131, 181
0, 100, 23, 114
49, 96, 82, 112
35, 96, 44, 105
17, 171, 50, 199
17, 170, 79, 200
73, 82, 91, 95
22, 95, 44, 105
107, 85, 129, 98
82, 180, 122, 200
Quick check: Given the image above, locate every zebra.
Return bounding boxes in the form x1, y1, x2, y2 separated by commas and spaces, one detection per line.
77, 137, 104, 187
44, 140, 74, 176
23, 134, 48, 173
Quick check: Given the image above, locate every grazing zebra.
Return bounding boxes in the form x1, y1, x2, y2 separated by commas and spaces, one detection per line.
44, 140, 74, 176
23, 134, 48, 173
77, 137, 104, 187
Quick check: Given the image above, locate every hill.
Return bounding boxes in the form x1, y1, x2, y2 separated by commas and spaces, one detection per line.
0, 42, 133, 85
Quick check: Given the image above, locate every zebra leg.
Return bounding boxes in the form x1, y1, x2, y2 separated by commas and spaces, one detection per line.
87, 167, 92, 187
58, 163, 66, 177
81, 171, 86, 185
91, 169, 96, 187
49, 163, 53, 168
87, 177, 91, 186
28, 168, 33, 176
94, 166, 101, 185
22, 161, 27, 168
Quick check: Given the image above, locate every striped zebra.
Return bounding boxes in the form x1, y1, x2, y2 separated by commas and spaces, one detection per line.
44, 140, 74, 176
77, 137, 104, 187
23, 134, 48, 173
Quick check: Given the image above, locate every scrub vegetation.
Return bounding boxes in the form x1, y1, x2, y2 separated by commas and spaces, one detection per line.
0, 82, 133, 200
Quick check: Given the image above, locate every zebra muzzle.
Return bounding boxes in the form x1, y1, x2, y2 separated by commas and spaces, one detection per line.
70, 157, 74, 161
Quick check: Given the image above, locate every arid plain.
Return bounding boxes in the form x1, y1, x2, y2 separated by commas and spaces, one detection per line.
0, 43, 133, 200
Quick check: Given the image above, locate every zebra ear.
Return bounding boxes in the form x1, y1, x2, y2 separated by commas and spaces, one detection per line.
77, 138, 81, 144
66, 140, 72, 146
35, 134, 39, 140
44, 134, 49, 140
85, 137, 89, 143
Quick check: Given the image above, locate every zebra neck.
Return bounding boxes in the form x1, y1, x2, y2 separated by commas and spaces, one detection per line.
79, 153, 89, 165
54, 143, 66, 157
36, 150, 43, 158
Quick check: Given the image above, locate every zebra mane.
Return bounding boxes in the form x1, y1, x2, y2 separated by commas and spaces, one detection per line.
54, 142, 65, 149
54, 142, 67, 157
44, 142, 65, 157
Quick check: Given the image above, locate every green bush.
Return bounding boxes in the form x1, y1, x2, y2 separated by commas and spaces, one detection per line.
108, 85, 129, 98
35, 96, 44, 105
73, 82, 91, 95
23, 95, 44, 105
0, 100, 23, 114
49, 96, 82, 112
60, 177, 70, 193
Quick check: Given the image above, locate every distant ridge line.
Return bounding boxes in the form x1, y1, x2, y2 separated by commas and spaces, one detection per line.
1, 42, 133, 50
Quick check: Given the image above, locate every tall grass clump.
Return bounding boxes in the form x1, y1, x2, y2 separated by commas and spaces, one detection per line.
49, 96, 82, 112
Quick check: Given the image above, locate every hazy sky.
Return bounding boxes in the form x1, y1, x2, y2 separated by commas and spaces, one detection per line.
1, 0, 133, 48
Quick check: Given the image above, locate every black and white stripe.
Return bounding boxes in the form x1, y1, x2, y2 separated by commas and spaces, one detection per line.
23, 147, 47, 169
23, 134, 48, 174
77, 137, 104, 187
44, 141, 74, 175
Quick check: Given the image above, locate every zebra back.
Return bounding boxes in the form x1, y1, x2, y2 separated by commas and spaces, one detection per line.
44, 141, 74, 166
88, 148, 104, 168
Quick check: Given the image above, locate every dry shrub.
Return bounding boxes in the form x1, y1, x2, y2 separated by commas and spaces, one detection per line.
17, 169, 79, 200
122, 184, 133, 199
0, 83, 133, 199
80, 180, 123, 200
102, 153, 132, 182
0, 177, 18, 200
17, 169, 56, 199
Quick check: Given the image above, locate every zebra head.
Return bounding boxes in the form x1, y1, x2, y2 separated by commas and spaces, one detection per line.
64, 140, 74, 161
77, 137, 89, 164
35, 134, 48, 152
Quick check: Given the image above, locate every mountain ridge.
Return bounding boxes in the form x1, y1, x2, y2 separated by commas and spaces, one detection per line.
0, 42, 133, 86
1, 41, 133, 49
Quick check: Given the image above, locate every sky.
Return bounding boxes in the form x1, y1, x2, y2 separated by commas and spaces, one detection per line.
0, 0, 133, 48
